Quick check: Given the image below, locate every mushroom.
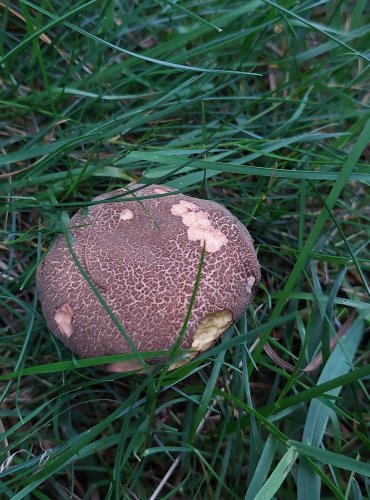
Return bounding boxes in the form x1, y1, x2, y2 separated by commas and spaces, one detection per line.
36, 184, 260, 370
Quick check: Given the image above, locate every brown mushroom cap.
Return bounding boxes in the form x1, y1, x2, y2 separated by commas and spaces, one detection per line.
36, 184, 260, 367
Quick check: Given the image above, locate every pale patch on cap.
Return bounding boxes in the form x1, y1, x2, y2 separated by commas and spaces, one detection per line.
54, 303, 73, 337
106, 359, 143, 372
170, 309, 232, 369
154, 188, 171, 195
171, 201, 227, 253
246, 276, 256, 294
171, 199, 198, 216
120, 209, 134, 221
179, 200, 198, 210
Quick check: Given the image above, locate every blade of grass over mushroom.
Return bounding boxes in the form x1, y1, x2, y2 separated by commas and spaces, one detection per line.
140, 245, 207, 446
0, 313, 297, 383
59, 223, 147, 370
165, 244, 206, 367
0, 350, 177, 382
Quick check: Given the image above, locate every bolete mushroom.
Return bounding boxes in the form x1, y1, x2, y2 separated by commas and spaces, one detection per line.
37, 184, 260, 370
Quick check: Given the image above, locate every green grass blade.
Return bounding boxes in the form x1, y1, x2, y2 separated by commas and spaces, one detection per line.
252, 117, 370, 362
297, 317, 365, 499
244, 435, 277, 500
254, 446, 298, 500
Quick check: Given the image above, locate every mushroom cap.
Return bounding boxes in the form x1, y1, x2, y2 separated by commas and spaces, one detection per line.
36, 184, 260, 364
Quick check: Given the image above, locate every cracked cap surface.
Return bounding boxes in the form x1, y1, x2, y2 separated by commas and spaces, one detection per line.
37, 184, 260, 361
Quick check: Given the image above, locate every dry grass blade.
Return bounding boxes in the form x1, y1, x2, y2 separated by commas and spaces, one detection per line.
263, 312, 357, 373
0, 1, 92, 75
302, 312, 356, 372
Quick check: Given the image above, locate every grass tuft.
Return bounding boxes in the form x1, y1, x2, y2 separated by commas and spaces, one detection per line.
1, 0, 369, 498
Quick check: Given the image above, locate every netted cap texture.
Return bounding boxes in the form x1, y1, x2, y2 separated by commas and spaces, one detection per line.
37, 185, 260, 358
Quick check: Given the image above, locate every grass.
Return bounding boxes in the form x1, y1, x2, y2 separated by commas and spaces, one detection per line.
0, 0, 369, 498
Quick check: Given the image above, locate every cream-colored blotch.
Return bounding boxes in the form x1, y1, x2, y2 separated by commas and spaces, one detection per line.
105, 310, 233, 373
54, 303, 73, 337
171, 201, 228, 253
106, 359, 143, 372
246, 276, 255, 294
120, 209, 134, 221
170, 309, 233, 369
